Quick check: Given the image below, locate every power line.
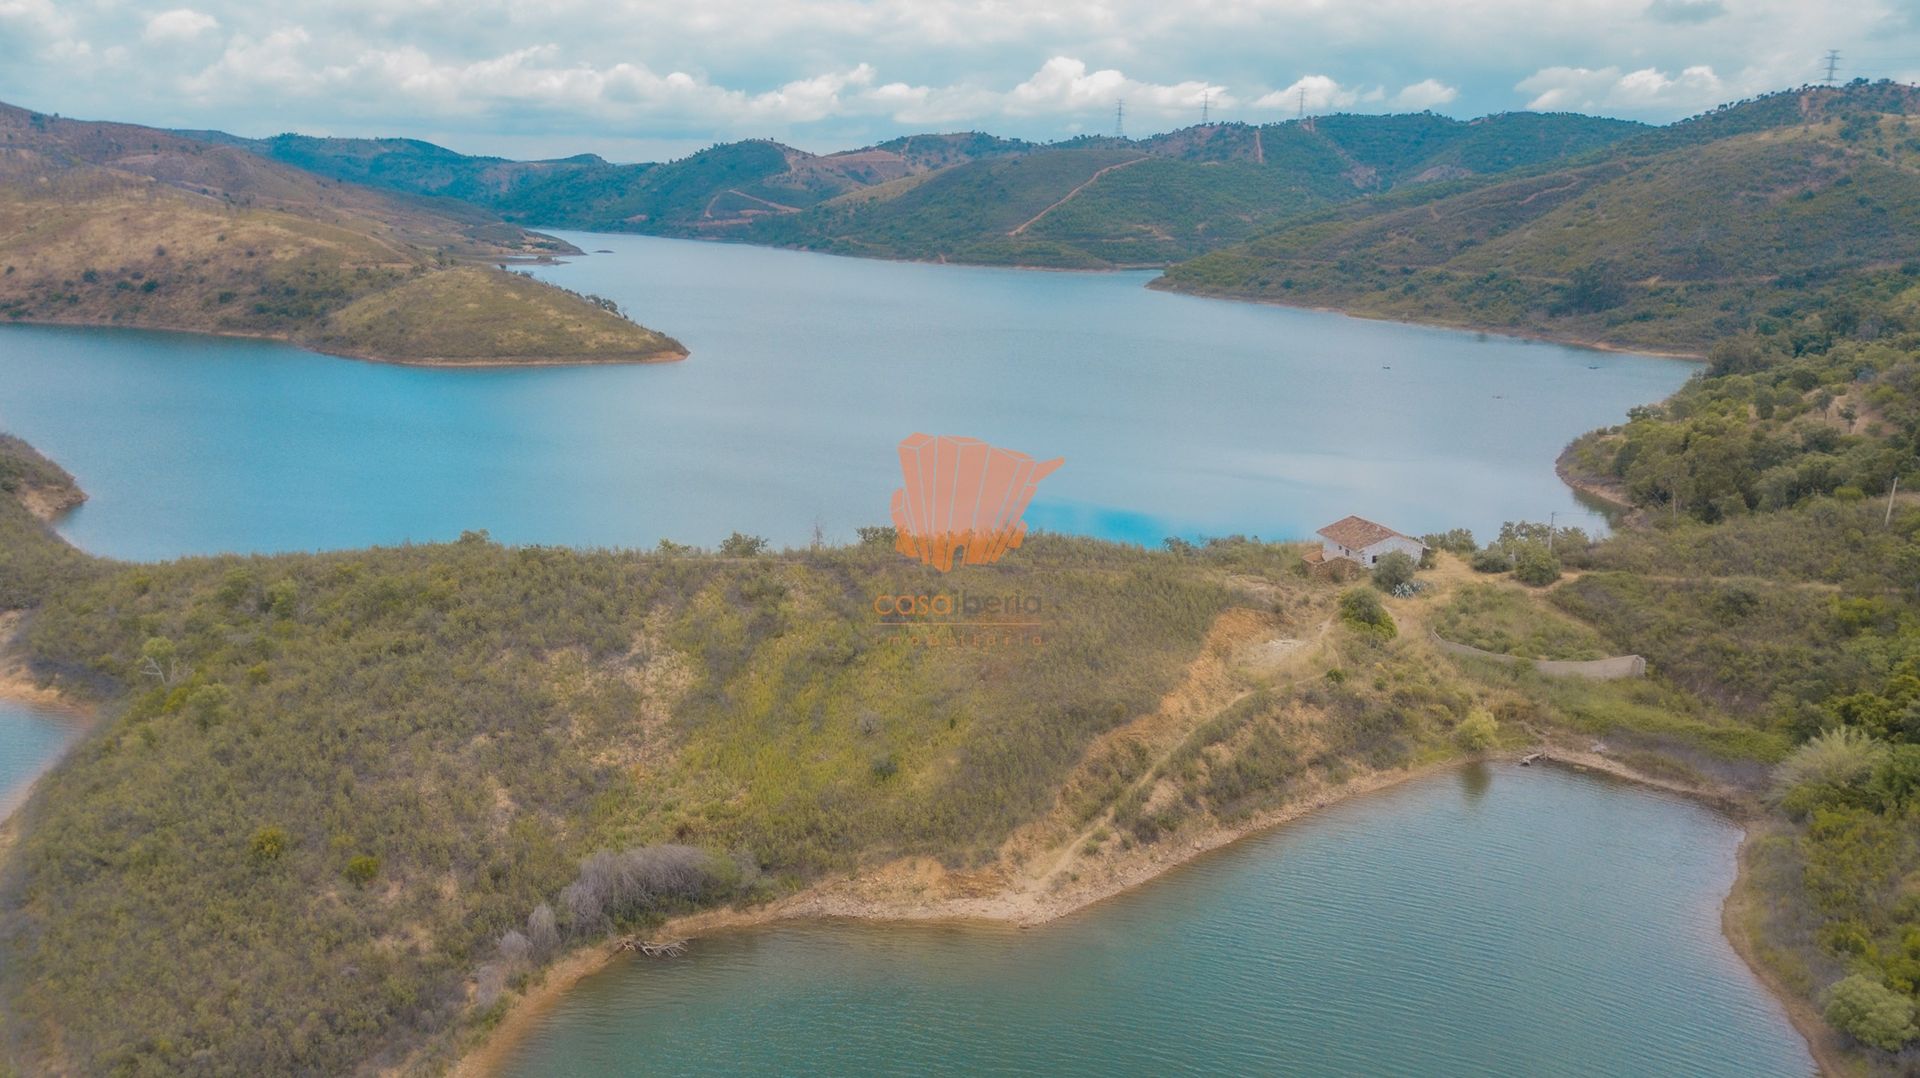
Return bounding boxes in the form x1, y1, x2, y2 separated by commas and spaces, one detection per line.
1822, 49, 1841, 86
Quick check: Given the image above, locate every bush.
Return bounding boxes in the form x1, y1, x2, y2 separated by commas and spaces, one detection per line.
343, 855, 380, 886
1471, 547, 1511, 573
526, 903, 560, 960
559, 845, 719, 934
1773, 727, 1887, 817
186, 683, 233, 729
1422, 529, 1476, 555
1338, 588, 1396, 640
1372, 551, 1417, 592
497, 929, 531, 967
1554, 259, 1626, 314
1454, 709, 1500, 752
1823, 974, 1919, 1051
1512, 546, 1562, 587
720, 532, 769, 557
249, 827, 288, 864
265, 578, 299, 617
1867, 744, 1920, 812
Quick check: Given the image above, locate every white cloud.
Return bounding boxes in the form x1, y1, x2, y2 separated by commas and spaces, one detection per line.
1253, 75, 1381, 112
179, 48, 1238, 131
0, 0, 71, 37
1517, 66, 1616, 111
183, 28, 319, 96
1613, 64, 1722, 106
1516, 63, 1726, 113
0, 0, 1911, 153
144, 9, 219, 44
1005, 56, 1224, 118
1393, 78, 1458, 109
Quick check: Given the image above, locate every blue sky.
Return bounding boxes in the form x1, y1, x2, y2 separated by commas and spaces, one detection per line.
3, 0, 1915, 161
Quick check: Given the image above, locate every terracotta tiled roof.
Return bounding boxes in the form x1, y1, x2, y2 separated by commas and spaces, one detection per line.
1315, 515, 1419, 550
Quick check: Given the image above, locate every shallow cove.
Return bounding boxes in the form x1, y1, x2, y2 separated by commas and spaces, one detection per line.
493, 765, 1812, 1078
0, 698, 82, 820
0, 235, 1686, 561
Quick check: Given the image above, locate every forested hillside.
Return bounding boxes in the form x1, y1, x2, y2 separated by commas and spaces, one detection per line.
199, 131, 1034, 233
190, 112, 1642, 267
745, 112, 1641, 266
1158, 83, 1920, 351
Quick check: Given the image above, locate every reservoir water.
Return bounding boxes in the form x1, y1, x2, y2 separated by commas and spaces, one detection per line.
496, 765, 1813, 1078
0, 698, 80, 819
0, 234, 1689, 562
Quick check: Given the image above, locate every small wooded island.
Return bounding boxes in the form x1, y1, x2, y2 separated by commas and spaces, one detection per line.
0, 103, 684, 366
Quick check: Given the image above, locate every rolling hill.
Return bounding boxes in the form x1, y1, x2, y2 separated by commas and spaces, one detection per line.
200, 130, 1035, 234
191, 112, 1644, 268
0, 103, 684, 365
746, 112, 1641, 266
1156, 82, 1920, 350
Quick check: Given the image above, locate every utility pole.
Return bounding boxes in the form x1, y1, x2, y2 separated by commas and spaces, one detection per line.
1822, 49, 1841, 86
1115, 98, 1125, 139
1548, 511, 1558, 553
1297, 86, 1306, 120
1889, 475, 1902, 527
1201, 91, 1210, 125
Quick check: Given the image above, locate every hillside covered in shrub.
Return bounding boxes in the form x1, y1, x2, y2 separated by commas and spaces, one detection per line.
1158, 83, 1920, 352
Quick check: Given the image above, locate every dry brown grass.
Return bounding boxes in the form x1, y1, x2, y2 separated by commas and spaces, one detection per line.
0, 104, 681, 365
318, 267, 684, 363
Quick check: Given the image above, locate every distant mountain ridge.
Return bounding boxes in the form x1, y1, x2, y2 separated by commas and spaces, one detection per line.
183, 112, 1645, 267
190, 129, 1036, 234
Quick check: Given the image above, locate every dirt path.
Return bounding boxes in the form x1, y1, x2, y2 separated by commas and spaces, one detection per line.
1008, 156, 1150, 236
1583, 572, 1844, 593
1030, 614, 1336, 893
701, 188, 803, 221
1518, 178, 1583, 206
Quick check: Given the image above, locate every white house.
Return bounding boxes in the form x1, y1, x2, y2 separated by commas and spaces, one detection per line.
1315, 515, 1427, 567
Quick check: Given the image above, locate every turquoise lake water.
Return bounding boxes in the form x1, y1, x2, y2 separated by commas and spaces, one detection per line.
0, 234, 1688, 561
497, 765, 1813, 1078
0, 699, 79, 819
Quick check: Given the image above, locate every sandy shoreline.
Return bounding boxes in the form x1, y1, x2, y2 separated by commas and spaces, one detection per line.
1722, 841, 1855, 1078
0, 612, 99, 825
453, 747, 1824, 1077
450, 759, 1455, 1077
